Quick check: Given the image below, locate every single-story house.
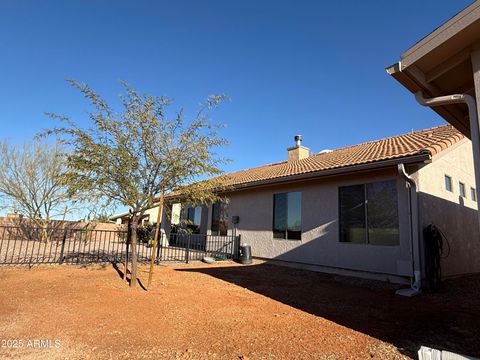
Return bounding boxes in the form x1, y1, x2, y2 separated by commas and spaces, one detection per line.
110, 206, 166, 226
162, 124, 479, 285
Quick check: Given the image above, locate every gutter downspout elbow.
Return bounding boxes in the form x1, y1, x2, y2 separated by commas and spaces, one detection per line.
397, 163, 422, 296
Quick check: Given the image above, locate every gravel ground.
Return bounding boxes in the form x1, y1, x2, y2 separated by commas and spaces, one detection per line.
0, 261, 478, 359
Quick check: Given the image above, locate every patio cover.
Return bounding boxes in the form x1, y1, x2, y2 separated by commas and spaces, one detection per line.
386, 1, 480, 209
386, 0, 480, 138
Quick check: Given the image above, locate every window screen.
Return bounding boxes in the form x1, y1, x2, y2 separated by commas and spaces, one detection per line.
339, 184, 366, 244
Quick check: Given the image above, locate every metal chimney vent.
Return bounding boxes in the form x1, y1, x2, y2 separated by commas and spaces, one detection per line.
294, 135, 302, 147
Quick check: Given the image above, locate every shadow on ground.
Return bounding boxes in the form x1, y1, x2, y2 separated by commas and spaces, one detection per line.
177, 263, 480, 358
111, 262, 147, 290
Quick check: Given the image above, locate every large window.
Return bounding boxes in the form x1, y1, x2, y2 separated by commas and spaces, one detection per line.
339, 180, 399, 246
211, 202, 229, 236
186, 206, 202, 234
273, 192, 302, 240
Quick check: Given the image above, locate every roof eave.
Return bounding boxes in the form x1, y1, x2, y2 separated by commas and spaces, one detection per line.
399, 1, 480, 69
386, 63, 471, 137
157, 154, 432, 201
109, 211, 129, 220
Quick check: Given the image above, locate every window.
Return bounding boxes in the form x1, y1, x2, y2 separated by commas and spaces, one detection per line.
186, 206, 202, 234
171, 203, 181, 225
339, 180, 399, 246
471, 187, 477, 202
211, 202, 229, 236
445, 175, 453, 192
273, 192, 302, 240
459, 182, 466, 198
169, 203, 182, 234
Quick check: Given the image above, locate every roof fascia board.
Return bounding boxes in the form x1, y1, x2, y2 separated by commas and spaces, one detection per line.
401, 2, 480, 69
109, 212, 129, 220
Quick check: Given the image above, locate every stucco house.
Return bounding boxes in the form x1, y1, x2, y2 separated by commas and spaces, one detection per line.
162, 124, 479, 286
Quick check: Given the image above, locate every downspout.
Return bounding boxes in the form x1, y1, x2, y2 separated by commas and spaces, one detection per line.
397, 164, 422, 296
414, 92, 480, 223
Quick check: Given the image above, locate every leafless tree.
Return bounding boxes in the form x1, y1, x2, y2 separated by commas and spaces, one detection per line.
0, 141, 79, 241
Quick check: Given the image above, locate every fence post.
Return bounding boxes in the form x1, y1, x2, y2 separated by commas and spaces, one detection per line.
186, 235, 190, 264
59, 228, 68, 264
124, 222, 131, 282
157, 232, 167, 265
235, 234, 241, 261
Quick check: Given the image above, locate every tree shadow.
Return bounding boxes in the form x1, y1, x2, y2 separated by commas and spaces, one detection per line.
177, 263, 480, 358
111, 261, 147, 291
111, 261, 127, 279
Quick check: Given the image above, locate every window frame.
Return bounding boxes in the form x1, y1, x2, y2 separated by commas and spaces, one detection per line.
471, 187, 477, 202
459, 181, 466, 198
186, 206, 202, 234
272, 191, 302, 241
338, 180, 400, 246
445, 175, 453, 192
211, 201, 229, 236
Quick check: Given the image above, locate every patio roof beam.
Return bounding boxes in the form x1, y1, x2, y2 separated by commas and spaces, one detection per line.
425, 48, 471, 83
404, 66, 471, 136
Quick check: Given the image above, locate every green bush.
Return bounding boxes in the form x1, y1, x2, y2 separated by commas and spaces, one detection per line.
137, 224, 154, 244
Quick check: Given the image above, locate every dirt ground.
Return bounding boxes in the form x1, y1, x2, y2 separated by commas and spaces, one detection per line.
0, 261, 478, 360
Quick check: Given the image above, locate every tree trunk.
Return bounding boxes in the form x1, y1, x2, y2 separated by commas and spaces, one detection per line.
147, 188, 165, 289
41, 221, 49, 243
130, 217, 139, 288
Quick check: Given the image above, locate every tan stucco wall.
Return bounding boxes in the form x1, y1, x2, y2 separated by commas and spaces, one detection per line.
142, 207, 160, 224
416, 138, 480, 277
225, 168, 414, 278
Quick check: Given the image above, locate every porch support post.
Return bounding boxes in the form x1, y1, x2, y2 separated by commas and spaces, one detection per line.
471, 48, 480, 214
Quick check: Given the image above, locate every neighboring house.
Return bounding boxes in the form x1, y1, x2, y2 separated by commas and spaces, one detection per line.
164, 125, 479, 284
110, 206, 164, 226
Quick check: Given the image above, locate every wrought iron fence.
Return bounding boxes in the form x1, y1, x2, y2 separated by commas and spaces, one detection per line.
0, 225, 239, 266
158, 233, 239, 263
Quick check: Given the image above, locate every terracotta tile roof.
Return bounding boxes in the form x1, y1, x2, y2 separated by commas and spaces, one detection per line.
217, 124, 464, 188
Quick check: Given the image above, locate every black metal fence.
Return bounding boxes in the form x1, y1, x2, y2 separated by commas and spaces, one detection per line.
0, 225, 239, 266
158, 233, 239, 263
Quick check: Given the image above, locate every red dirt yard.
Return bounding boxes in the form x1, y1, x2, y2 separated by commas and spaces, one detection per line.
0, 261, 479, 359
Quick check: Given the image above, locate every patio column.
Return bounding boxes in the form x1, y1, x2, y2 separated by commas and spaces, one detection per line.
472, 47, 480, 208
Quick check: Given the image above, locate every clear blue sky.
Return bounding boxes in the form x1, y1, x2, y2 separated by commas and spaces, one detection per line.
0, 1, 473, 174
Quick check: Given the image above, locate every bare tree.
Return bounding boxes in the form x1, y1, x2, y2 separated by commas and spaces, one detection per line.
0, 141, 77, 241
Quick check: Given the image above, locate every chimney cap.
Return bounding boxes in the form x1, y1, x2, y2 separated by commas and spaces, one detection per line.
294, 135, 303, 146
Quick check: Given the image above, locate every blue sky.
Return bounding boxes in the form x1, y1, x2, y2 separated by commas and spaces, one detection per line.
0, 0, 473, 175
